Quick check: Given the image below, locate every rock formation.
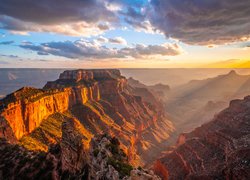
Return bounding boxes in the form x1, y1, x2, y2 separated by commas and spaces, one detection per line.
0, 69, 174, 166
60, 118, 90, 174
89, 134, 161, 180
154, 96, 250, 179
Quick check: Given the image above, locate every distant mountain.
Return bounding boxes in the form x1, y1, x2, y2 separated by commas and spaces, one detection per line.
128, 77, 170, 100
121, 68, 250, 87
154, 96, 250, 179
166, 70, 250, 133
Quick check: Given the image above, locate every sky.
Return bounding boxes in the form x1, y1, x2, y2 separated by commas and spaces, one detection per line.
0, 0, 250, 68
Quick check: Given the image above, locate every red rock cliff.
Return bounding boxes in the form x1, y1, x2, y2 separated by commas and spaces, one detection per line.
0, 69, 174, 166
0, 85, 100, 140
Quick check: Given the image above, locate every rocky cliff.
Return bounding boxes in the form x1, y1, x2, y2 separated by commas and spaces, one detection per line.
0, 85, 99, 140
154, 96, 250, 179
0, 69, 174, 166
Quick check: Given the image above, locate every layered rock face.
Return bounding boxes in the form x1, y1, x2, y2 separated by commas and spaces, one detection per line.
0, 69, 174, 166
0, 70, 122, 140
154, 96, 250, 179
0, 85, 99, 140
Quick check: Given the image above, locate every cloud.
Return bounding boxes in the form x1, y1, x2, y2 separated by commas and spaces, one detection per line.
19, 40, 123, 59
0, 54, 19, 58
0, 40, 14, 45
96, 36, 127, 45
0, 33, 5, 38
0, 15, 112, 36
114, 1, 159, 34
97, 36, 109, 43
0, 0, 116, 36
1, 0, 249, 45
245, 42, 250, 48
109, 37, 127, 45
19, 40, 182, 59
148, 0, 250, 45
0, 0, 115, 24
119, 43, 182, 58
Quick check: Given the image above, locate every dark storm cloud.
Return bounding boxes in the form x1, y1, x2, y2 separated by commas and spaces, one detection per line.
0, 0, 116, 35
0, 40, 14, 45
148, 0, 250, 45
0, 0, 115, 25
19, 40, 182, 59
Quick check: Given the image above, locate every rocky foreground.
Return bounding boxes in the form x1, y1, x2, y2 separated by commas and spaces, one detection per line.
154, 96, 250, 179
0, 131, 160, 179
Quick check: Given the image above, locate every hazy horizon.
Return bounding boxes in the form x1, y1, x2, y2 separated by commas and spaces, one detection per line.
1, 68, 250, 98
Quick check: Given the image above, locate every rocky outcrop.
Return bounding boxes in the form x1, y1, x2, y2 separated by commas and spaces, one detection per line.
154, 96, 250, 179
89, 134, 161, 180
0, 116, 17, 143
60, 118, 90, 175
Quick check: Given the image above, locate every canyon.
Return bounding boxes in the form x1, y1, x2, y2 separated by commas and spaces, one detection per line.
165, 70, 250, 133
154, 96, 250, 179
0, 69, 174, 170
0, 69, 249, 179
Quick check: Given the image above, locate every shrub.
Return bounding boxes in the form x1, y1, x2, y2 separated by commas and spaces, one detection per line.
107, 157, 133, 178
93, 149, 99, 157
111, 137, 120, 146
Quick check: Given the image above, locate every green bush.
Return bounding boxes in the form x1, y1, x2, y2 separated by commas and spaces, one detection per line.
106, 143, 119, 155
107, 157, 133, 178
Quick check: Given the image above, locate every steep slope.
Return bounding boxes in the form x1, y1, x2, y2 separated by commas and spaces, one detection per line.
0, 69, 174, 165
154, 96, 250, 179
166, 70, 250, 133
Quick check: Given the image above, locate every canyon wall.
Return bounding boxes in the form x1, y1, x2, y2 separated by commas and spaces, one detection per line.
0, 85, 99, 140
154, 96, 250, 179
0, 70, 125, 140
